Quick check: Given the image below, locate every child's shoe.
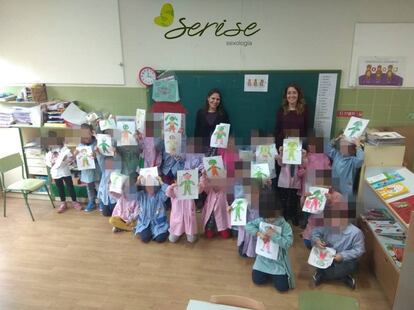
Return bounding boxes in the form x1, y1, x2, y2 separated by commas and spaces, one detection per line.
57, 202, 67, 214
205, 229, 215, 239
218, 229, 231, 239
72, 201, 82, 211
169, 234, 180, 243
112, 227, 122, 233
186, 234, 198, 243
84, 201, 96, 212
99, 201, 104, 212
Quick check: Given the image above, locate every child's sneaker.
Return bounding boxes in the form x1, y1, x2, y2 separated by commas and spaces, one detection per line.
57, 202, 67, 214
344, 275, 356, 289
72, 201, 82, 211
99, 201, 104, 212
312, 271, 322, 286
205, 229, 215, 239
84, 201, 96, 212
218, 229, 231, 239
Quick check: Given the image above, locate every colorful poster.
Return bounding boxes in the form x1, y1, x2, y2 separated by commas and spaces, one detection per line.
164, 132, 182, 155
344, 116, 369, 140
255, 222, 282, 260
99, 118, 117, 131
177, 169, 199, 200
230, 198, 248, 226
163, 112, 181, 134
152, 78, 180, 102
244, 74, 269, 92
76, 145, 95, 170
136, 109, 146, 135
358, 57, 405, 86
307, 246, 336, 269
389, 195, 414, 225
210, 123, 230, 148
109, 171, 128, 194
282, 138, 302, 165
250, 163, 270, 179
96, 134, 114, 156
376, 182, 409, 200
302, 187, 330, 214
203, 156, 226, 178
116, 116, 137, 146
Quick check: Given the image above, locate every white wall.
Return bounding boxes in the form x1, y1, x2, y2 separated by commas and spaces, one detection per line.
119, 0, 414, 87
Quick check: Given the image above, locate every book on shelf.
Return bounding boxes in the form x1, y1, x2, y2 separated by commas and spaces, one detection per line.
376, 182, 409, 200
368, 220, 405, 236
366, 131, 405, 145
361, 208, 395, 221
389, 195, 414, 225
367, 171, 405, 190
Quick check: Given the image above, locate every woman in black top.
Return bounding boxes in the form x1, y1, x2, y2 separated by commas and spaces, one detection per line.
194, 88, 230, 155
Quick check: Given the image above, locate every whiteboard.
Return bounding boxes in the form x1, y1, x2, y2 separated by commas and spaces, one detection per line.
350, 23, 414, 87
0, 0, 124, 85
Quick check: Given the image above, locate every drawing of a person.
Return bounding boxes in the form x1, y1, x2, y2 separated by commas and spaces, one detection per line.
253, 167, 268, 179
364, 64, 372, 81
207, 159, 221, 177
286, 141, 298, 161
166, 134, 178, 154
179, 172, 195, 195
376, 65, 382, 81
99, 137, 111, 154
214, 125, 227, 146
347, 120, 363, 137
166, 115, 179, 133
232, 200, 245, 221
259, 145, 271, 160
386, 65, 394, 82
305, 190, 324, 212
122, 124, 132, 144
80, 149, 90, 168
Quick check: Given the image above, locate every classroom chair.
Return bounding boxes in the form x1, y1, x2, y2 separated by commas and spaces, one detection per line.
298, 291, 359, 310
0, 153, 55, 221
210, 295, 266, 310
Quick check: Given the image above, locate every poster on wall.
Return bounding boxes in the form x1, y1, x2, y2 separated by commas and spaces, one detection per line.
244, 74, 268, 92
357, 57, 405, 86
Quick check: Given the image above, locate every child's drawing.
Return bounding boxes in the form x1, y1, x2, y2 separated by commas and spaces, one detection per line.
177, 169, 198, 200
203, 156, 225, 178
136, 109, 146, 135
97, 134, 114, 156
255, 222, 282, 260
116, 116, 137, 146
344, 116, 369, 140
282, 138, 302, 165
99, 118, 117, 131
210, 123, 230, 148
307, 246, 336, 269
302, 186, 330, 214
76, 146, 95, 170
230, 198, 248, 226
109, 171, 128, 194
251, 163, 270, 179
163, 113, 181, 134
164, 133, 181, 155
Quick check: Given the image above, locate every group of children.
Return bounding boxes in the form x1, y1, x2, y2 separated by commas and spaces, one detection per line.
44, 118, 366, 292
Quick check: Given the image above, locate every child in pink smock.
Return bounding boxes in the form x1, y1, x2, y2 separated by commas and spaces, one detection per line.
200, 173, 232, 239
166, 182, 201, 243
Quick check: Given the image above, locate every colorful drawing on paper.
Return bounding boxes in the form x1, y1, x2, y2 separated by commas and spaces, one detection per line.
250, 163, 270, 179
244, 74, 269, 92
109, 171, 128, 194
344, 116, 369, 140
210, 123, 230, 148
230, 198, 248, 226
302, 187, 330, 214
97, 134, 114, 156
177, 169, 199, 200
256, 144, 277, 173
164, 133, 181, 155
203, 156, 225, 178
152, 78, 180, 102
99, 118, 117, 131
307, 246, 336, 269
163, 113, 181, 134
116, 116, 137, 146
76, 146, 95, 170
282, 138, 302, 165
376, 182, 409, 200
255, 222, 282, 260
358, 57, 404, 86
136, 109, 146, 135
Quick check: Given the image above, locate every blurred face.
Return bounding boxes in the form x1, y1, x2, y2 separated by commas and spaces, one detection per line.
207, 92, 221, 112
80, 128, 93, 144
145, 186, 155, 196
339, 139, 356, 157
286, 87, 298, 107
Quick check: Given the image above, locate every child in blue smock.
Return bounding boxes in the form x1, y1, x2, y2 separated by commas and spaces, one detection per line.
325, 134, 364, 215
75, 123, 101, 212
245, 186, 295, 292
134, 175, 169, 243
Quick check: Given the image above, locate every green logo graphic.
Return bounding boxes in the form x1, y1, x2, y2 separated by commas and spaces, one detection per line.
154, 2, 261, 40
154, 3, 174, 27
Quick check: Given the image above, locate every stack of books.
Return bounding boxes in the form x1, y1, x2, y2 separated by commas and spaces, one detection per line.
43, 101, 72, 127
366, 131, 405, 145
0, 92, 17, 102
0, 107, 14, 126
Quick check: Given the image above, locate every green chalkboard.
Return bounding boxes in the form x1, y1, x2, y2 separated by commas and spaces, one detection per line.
155, 70, 341, 144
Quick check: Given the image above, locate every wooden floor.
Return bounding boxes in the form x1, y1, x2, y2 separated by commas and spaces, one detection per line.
0, 197, 391, 310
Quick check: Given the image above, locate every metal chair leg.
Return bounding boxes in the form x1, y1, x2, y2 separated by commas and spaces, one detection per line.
3, 190, 6, 217
44, 185, 55, 209
23, 193, 35, 221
